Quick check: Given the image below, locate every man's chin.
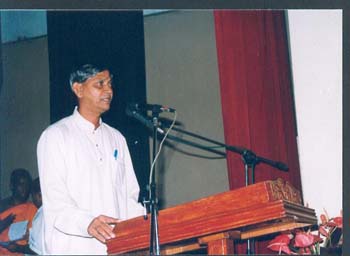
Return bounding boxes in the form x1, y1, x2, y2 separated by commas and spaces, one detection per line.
100, 106, 111, 114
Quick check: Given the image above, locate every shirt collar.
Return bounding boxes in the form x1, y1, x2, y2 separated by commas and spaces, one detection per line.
72, 106, 102, 132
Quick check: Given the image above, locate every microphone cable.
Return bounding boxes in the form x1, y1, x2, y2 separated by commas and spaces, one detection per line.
148, 111, 177, 198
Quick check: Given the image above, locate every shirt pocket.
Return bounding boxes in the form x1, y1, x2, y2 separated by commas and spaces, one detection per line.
110, 157, 126, 188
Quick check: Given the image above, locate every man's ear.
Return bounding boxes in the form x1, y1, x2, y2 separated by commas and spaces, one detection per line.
72, 82, 84, 98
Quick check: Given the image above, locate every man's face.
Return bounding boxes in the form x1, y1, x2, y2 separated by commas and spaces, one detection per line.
12, 177, 31, 203
75, 70, 114, 116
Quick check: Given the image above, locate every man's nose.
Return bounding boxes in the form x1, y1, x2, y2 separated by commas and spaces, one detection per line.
103, 84, 113, 93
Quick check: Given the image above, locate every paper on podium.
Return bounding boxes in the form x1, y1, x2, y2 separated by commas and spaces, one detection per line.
8, 220, 28, 241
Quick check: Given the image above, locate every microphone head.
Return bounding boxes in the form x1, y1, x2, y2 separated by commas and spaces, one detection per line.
276, 162, 289, 171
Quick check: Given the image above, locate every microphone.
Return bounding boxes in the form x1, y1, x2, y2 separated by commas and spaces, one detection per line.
275, 162, 289, 172
128, 103, 176, 113
125, 105, 165, 134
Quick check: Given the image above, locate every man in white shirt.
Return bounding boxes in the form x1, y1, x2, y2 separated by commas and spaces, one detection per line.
37, 64, 144, 255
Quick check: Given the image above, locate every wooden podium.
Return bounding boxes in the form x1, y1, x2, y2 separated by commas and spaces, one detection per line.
106, 179, 317, 255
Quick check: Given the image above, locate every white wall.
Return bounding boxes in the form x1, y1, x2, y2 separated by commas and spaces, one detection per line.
287, 10, 342, 219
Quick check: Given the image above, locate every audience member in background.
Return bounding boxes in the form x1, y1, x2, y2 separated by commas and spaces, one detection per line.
0, 178, 43, 255
0, 168, 33, 213
0, 169, 37, 255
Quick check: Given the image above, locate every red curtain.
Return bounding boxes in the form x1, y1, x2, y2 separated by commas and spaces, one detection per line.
214, 10, 302, 254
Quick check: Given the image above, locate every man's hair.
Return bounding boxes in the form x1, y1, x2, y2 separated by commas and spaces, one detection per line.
31, 177, 41, 194
69, 64, 108, 88
10, 168, 32, 187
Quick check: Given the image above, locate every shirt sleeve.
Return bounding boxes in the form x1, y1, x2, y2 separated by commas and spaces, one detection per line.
37, 127, 95, 238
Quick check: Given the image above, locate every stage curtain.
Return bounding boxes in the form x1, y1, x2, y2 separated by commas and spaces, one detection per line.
214, 10, 302, 254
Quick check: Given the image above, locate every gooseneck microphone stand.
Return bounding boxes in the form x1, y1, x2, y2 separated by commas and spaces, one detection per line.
149, 109, 161, 255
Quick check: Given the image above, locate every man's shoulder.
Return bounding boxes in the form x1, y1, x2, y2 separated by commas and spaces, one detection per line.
50, 115, 74, 129
41, 115, 74, 136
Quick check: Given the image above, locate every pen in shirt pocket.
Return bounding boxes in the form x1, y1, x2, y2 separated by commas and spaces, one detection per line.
113, 149, 118, 160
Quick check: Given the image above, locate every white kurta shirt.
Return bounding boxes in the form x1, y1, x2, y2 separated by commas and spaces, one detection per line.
37, 108, 144, 255
29, 206, 44, 255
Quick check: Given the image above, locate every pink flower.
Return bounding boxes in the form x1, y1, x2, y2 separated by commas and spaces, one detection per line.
294, 232, 314, 247
319, 225, 329, 237
267, 234, 293, 254
332, 216, 342, 228
312, 233, 324, 243
267, 209, 342, 254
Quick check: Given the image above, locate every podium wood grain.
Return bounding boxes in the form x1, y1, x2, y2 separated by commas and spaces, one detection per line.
107, 179, 316, 255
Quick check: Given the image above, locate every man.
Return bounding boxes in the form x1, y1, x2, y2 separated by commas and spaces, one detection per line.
0, 168, 33, 213
0, 169, 37, 255
37, 64, 144, 255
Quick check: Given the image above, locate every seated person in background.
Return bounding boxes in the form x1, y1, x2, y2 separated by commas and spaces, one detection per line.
0, 169, 37, 255
2, 177, 43, 255
0, 168, 33, 213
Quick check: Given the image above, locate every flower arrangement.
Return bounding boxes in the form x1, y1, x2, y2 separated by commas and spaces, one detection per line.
267, 209, 342, 255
